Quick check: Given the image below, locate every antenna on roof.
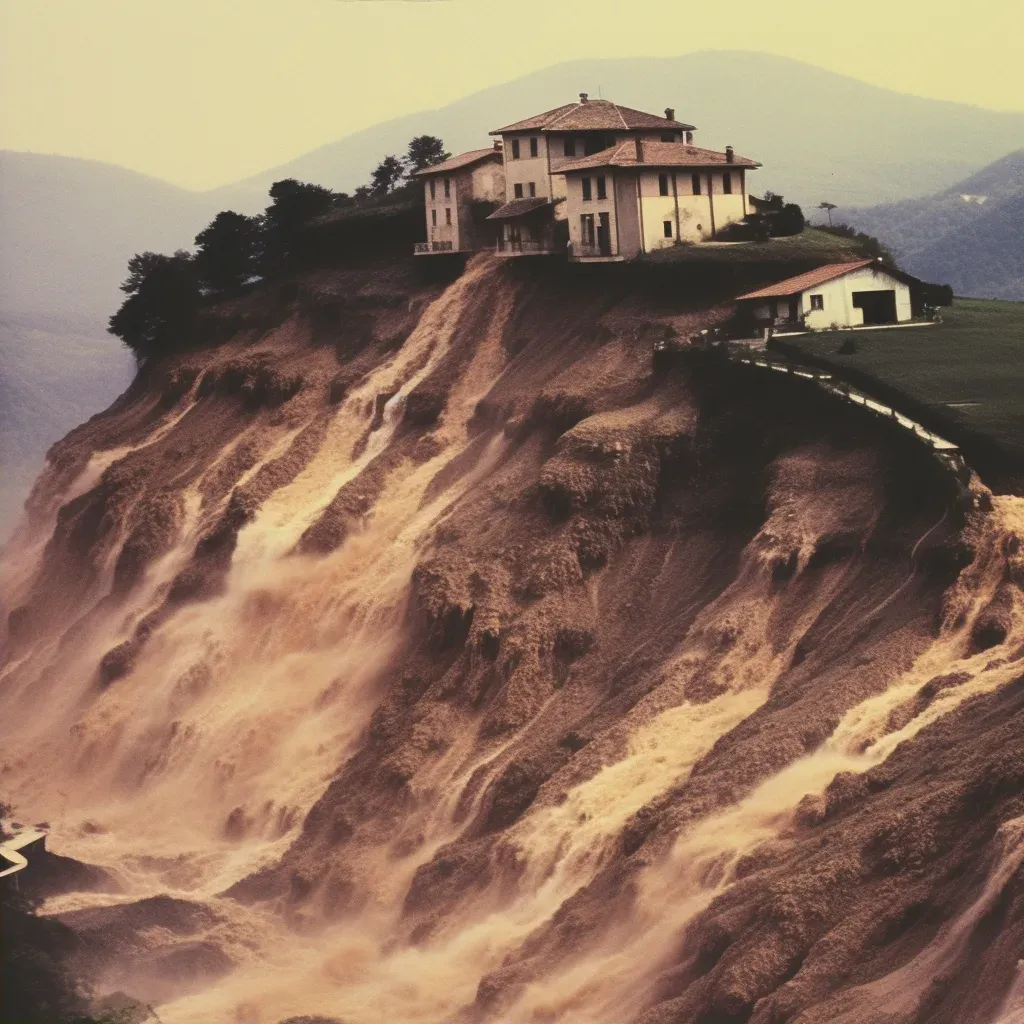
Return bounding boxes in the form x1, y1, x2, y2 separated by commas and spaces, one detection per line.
598, 84, 602, 99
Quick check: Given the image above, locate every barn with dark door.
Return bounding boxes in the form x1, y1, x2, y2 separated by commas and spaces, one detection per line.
737, 259, 919, 330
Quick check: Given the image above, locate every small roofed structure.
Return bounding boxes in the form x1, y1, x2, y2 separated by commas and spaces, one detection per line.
485, 196, 563, 255
737, 259, 920, 330
412, 146, 504, 255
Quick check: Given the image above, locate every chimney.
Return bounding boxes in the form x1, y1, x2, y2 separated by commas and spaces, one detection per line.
579, 92, 589, 104
665, 107, 675, 121
685, 130, 694, 145
726, 145, 734, 163
635, 137, 643, 162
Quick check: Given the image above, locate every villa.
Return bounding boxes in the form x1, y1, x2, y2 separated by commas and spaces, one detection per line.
414, 93, 760, 259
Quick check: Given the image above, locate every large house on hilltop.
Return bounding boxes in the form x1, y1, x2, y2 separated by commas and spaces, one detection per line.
414, 93, 760, 260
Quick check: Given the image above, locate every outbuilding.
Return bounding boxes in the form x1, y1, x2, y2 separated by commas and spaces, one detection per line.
736, 259, 918, 330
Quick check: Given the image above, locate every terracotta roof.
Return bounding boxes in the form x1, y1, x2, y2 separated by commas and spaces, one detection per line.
736, 261, 877, 299
491, 99, 695, 135
556, 141, 761, 173
411, 148, 501, 177
486, 197, 558, 220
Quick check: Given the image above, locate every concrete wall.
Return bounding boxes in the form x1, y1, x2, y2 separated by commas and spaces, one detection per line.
501, 133, 552, 201
565, 171, 620, 255
614, 172, 642, 258
420, 157, 504, 252
423, 175, 460, 249
801, 266, 913, 329
635, 169, 748, 250
470, 159, 505, 203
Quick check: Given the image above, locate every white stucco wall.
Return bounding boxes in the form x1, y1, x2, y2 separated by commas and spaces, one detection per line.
801, 266, 912, 329
423, 176, 460, 249
635, 169, 748, 250
565, 171, 620, 254
501, 134, 551, 199
469, 160, 506, 202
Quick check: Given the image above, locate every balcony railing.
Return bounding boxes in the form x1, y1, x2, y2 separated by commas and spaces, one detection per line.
413, 240, 455, 255
496, 238, 555, 254
571, 243, 616, 259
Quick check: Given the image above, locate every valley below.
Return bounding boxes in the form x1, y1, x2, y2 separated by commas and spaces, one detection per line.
2, 254, 1023, 1024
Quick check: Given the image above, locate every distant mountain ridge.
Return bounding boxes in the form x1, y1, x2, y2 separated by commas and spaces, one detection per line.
2, 50, 1024, 534
208, 51, 1024, 213
839, 151, 1024, 300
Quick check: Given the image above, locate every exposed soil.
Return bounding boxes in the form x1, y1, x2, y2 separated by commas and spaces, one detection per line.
1, 254, 1021, 1024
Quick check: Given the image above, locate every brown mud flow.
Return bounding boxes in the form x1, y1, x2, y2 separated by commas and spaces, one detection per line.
1, 254, 1023, 1024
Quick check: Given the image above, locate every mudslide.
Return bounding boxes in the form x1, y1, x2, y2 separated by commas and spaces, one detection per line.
1, 255, 1021, 1023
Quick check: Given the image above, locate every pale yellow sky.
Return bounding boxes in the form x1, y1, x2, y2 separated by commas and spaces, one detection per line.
2, 0, 1022, 191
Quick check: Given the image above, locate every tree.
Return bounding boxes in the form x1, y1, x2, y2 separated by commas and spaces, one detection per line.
369, 155, 406, 197
817, 201, 838, 226
771, 203, 806, 237
261, 179, 338, 273
405, 135, 450, 173
193, 211, 263, 295
108, 251, 200, 364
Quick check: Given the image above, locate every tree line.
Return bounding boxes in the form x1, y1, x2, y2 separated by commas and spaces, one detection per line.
109, 135, 450, 364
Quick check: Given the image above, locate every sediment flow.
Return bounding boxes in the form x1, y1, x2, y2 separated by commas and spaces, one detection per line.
1, 255, 1022, 1024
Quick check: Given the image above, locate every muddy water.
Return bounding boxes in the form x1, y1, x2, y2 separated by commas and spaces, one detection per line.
2, 257, 1022, 1024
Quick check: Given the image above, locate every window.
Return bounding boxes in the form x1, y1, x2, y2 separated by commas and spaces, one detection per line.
511, 139, 520, 160
444, 177, 450, 198
722, 173, 732, 195
596, 176, 607, 200
564, 137, 576, 157
661, 133, 676, 142
429, 179, 436, 200
445, 208, 451, 225
528, 182, 536, 197
581, 177, 592, 201
580, 213, 595, 247
692, 173, 702, 195
514, 183, 524, 199
658, 174, 670, 196
530, 137, 538, 158
810, 294, 824, 310
663, 220, 673, 238
431, 209, 437, 226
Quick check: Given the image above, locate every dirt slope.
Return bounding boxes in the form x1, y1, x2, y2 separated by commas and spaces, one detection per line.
1, 254, 1021, 1024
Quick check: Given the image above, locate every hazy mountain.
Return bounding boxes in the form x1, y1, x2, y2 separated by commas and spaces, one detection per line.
0, 151, 218, 320
3, 52, 1023, 532
838, 151, 1024, 299
210, 51, 1024, 212
0, 152, 217, 537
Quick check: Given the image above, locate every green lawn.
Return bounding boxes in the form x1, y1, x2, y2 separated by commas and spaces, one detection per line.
782, 299, 1024, 461
644, 227, 866, 264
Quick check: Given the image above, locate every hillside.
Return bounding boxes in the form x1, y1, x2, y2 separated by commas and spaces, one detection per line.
210, 51, 1024, 212
838, 151, 1024, 300
2, 255, 1023, 1023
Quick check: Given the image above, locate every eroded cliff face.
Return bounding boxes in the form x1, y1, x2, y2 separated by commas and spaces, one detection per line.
1, 255, 1022, 1024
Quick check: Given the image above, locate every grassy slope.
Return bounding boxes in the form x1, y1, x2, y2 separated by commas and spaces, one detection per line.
643, 227, 865, 264
782, 299, 1024, 462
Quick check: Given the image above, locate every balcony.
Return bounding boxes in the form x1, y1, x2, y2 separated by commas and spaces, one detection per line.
413, 240, 455, 255
495, 238, 557, 255
569, 243, 620, 261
